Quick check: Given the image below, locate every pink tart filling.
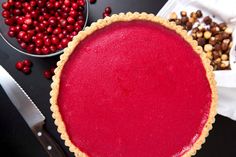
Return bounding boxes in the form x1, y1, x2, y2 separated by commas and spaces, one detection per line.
58, 21, 212, 157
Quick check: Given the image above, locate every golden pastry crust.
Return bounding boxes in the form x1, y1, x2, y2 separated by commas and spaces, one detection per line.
50, 12, 217, 157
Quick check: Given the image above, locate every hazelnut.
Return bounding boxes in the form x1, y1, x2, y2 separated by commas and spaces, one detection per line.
212, 50, 220, 59
203, 16, 212, 25
192, 27, 199, 33
198, 24, 206, 31
223, 39, 230, 45
222, 32, 230, 39
181, 16, 188, 25
196, 10, 203, 18
206, 51, 213, 59
214, 58, 221, 64
221, 42, 229, 51
222, 61, 230, 67
186, 22, 193, 30
225, 27, 233, 34
221, 54, 228, 61
210, 22, 218, 28
169, 12, 177, 21
229, 42, 233, 49
204, 44, 213, 52
204, 31, 212, 39
190, 12, 197, 19
219, 23, 227, 31
210, 26, 220, 35
214, 44, 221, 51
175, 19, 182, 25
180, 11, 187, 17
196, 31, 203, 38
191, 33, 197, 39
189, 17, 196, 23
197, 38, 206, 47
215, 34, 223, 42
209, 37, 216, 46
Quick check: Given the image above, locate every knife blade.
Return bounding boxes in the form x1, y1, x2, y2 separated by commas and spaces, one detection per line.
0, 65, 66, 157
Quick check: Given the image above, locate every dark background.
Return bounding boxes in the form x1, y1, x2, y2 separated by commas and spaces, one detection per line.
0, 0, 236, 157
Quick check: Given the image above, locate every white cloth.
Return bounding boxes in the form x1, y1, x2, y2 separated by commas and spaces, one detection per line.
157, 0, 236, 120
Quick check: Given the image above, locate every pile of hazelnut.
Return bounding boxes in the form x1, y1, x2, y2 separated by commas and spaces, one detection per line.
169, 10, 233, 70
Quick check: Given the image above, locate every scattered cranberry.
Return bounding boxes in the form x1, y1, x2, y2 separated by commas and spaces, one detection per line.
43, 70, 52, 79
15, 59, 33, 74
1, 0, 86, 55
89, 0, 96, 4
103, 6, 112, 18
104, 7, 112, 14
15, 61, 24, 70
23, 59, 32, 67
22, 66, 31, 74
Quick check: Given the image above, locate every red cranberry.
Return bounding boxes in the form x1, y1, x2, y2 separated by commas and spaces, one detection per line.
21, 24, 29, 31
38, 16, 44, 22
41, 46, 50, 54
31, 10, 39, 19
69, 10, 77, 17
47, 27, 53, 33
37, 0, 46, 8
27, 30, 35, 37
89, 0, 96, 4
46, 1, 54, 9
58, 33, 64, 39
61, 38, 69, 47
103, 12, 110, 18
50, 67, 56, 74
14, 1, 22, 8
72, 3, 78, 9
5, 18, 14, 25
15, 61, 24, 71
25, 5, 33, 12
49, 45, 57, 52
14, 25, 20, 32
2, 10, 11, 18
35, 47, 41, 54
105, 7, 112, 14
66, 25, 74, 32
64, 0, 71, 7
22, 66, 31, 74
49, 17, 57, 27
35, 39, 43, 47
26, 44, 35, 52
57, 43, 63, 49
20, 42, 27, 49
78, 0, 85, 6
36, 33, 44, 39
59, 19, 67, 28
51, 36, 59, 45
43, 70, 52, 79
7, 31, 15, 37
23, 34, 31, 42
54, 1, 61, 8
24, 17, 32, 25
44, 38, 51, 46
2, 2, 11, 10
23, 59, 32, 67
18, 31, 26, 39
78, 20, 84, 26
13, 9, 21, 16
53, 27, 62, 35
30, 1, 37, 7
42, 20, 49, 27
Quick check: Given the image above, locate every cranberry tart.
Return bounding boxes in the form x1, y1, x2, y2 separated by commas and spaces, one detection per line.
50, 13, 217, 157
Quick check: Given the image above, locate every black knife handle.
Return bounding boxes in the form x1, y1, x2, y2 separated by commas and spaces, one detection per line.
33, 123, 66, 157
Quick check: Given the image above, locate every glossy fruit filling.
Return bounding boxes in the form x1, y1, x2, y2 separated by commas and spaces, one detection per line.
58, 20, 212, 157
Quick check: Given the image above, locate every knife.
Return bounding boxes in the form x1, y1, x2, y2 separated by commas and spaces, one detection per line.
0, 65, 66, 157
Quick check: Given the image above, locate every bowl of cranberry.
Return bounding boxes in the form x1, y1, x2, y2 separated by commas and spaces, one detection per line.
0, 0, 89, 57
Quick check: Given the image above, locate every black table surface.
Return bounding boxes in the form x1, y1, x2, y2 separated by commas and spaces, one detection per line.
0, 1, 236, 157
